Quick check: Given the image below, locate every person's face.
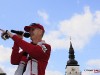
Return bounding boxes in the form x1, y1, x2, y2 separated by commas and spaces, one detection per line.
29, 27, 43, 40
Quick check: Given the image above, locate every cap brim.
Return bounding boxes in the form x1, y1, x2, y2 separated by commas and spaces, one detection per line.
24, 25, 45, 32
24, 26, 32, 32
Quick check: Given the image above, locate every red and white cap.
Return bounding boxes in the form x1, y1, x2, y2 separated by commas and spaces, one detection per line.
24, 23, 45, 33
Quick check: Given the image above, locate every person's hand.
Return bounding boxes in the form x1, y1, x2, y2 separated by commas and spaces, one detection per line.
0, 29, 14, 38
0, 29, 10, 40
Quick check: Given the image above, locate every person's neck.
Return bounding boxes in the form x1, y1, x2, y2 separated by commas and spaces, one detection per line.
32, 38, 41, 44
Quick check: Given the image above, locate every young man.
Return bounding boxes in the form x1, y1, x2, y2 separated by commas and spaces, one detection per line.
0, 23, 51, 75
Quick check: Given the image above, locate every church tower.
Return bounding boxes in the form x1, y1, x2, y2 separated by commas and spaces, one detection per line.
65, 41, 81, 75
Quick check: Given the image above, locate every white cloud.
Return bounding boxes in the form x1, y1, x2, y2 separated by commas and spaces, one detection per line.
86, 59, 100, 68
43, 6, 100, 50
43, 30, 69, 50
0, 45, 16, 75
37, 10, 50, 24
5, 66, 17, 75
1, 65, 17, 75
0, 45, 11, 62
46, 70, 63, 75
0, 63, 17, 75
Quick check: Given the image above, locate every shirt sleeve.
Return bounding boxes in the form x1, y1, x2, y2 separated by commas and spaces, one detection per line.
11, 42, 24, 65
12, 35, 51, 60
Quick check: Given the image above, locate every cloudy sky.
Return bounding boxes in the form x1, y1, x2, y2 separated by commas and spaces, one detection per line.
0, 0, 100, 75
